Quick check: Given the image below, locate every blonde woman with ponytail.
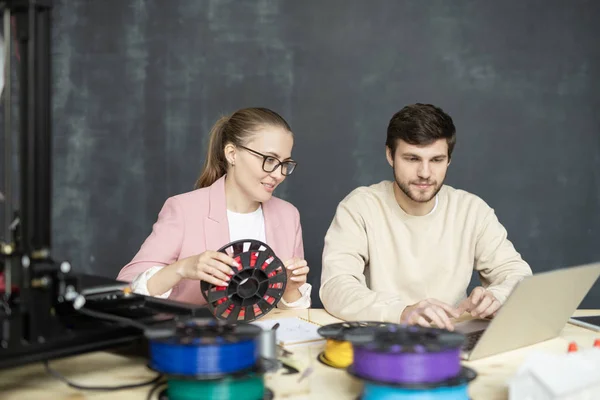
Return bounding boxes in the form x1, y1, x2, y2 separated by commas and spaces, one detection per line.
117, 108, 311, 308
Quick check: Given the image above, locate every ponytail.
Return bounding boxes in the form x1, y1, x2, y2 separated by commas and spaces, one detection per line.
195, 115, 229, 189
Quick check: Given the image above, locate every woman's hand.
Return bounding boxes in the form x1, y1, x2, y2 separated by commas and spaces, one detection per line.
176, 251, 239, 286
282, 258, 309, 302
146, 251, 239, 296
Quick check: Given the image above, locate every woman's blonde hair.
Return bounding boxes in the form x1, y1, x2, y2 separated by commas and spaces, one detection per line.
195, 107, 292, 189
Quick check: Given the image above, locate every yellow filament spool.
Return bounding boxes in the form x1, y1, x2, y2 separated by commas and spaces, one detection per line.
318, 339, 354, 368
317, 321, 393, 369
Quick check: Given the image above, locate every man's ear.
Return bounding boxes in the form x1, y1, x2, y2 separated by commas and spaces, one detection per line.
385, 146, 394, 167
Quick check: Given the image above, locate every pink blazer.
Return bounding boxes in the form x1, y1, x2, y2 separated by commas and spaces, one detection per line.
117, 175, 304, 304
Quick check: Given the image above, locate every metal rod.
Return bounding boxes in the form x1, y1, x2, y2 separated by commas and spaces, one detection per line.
3, 4, 13, 297
23, 1, 35, 257
33, 3, 51, 253
12, 0, 52, 258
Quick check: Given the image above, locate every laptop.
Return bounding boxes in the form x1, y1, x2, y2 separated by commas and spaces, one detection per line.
454, 262, 600, 361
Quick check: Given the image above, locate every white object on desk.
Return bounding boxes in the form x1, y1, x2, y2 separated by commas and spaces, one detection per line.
252, 317, 324, 346
508, 348, 600, 399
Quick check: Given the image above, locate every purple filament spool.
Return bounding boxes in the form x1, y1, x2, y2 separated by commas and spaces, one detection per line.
348, 325, 465, 386
353, 347, 461, 384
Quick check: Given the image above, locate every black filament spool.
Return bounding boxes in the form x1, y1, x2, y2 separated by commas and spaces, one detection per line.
201, 239, 287, 322
317, 321, 398, 342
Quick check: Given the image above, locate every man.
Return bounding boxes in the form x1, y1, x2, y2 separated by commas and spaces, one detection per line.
320, 103, 532, 330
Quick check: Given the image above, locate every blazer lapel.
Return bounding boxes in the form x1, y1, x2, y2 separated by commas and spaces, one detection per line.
263, 199, 282, 256
204, 176, 230, 252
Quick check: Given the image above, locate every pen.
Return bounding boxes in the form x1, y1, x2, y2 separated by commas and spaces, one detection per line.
272, 323, 280, 330
298, 366, 313, 382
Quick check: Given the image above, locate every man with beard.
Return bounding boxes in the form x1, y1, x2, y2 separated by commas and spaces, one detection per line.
319, 103, 532, 330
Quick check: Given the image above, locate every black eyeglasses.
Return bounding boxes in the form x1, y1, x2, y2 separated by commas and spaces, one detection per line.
238, 145, 297, 176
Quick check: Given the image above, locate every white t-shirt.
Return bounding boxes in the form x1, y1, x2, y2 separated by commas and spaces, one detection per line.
130, 205, 311, 309
226, 206, 266, 243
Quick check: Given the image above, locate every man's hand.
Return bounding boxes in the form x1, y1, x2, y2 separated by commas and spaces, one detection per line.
458, 286, 500, 319
400, 298, 462, 331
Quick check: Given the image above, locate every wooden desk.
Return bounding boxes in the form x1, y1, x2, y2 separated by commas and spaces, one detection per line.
0, 309, 598, 400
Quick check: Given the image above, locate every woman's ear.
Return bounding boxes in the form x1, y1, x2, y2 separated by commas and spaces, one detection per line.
224, 143, 236, 166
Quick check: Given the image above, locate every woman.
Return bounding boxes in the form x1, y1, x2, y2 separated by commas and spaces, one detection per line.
117, 107, 311, 309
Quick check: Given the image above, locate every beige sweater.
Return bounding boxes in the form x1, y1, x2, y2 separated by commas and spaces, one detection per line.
320, 181, 532, 323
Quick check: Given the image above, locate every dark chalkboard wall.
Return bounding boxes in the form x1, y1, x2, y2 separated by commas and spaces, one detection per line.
1, 0, 599, 308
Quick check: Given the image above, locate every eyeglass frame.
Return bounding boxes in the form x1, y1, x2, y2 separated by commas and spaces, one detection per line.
237, 145, 298, 176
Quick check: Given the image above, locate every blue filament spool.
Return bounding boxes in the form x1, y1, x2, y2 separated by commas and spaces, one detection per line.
362, 382, 469, 400
359, 368, 475, 400
148, 318, 262, 377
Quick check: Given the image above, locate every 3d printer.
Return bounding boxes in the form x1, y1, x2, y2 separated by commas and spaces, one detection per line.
0, 0, 212, 370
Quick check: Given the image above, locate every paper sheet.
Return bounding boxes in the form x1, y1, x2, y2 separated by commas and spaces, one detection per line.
252, 317, 324, 346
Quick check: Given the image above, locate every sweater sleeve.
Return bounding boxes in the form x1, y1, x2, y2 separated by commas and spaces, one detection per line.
319, 192, 407, 323
474, 207, 533, 303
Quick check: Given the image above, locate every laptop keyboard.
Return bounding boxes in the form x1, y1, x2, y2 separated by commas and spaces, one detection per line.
462, 330, 484, 352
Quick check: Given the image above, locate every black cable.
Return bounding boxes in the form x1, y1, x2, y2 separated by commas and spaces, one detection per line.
44, 303, 176, 394
147, 380, 167, 400
76, 306, 151, 331
44, 360, 163, 391
75, 306, 176, 339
